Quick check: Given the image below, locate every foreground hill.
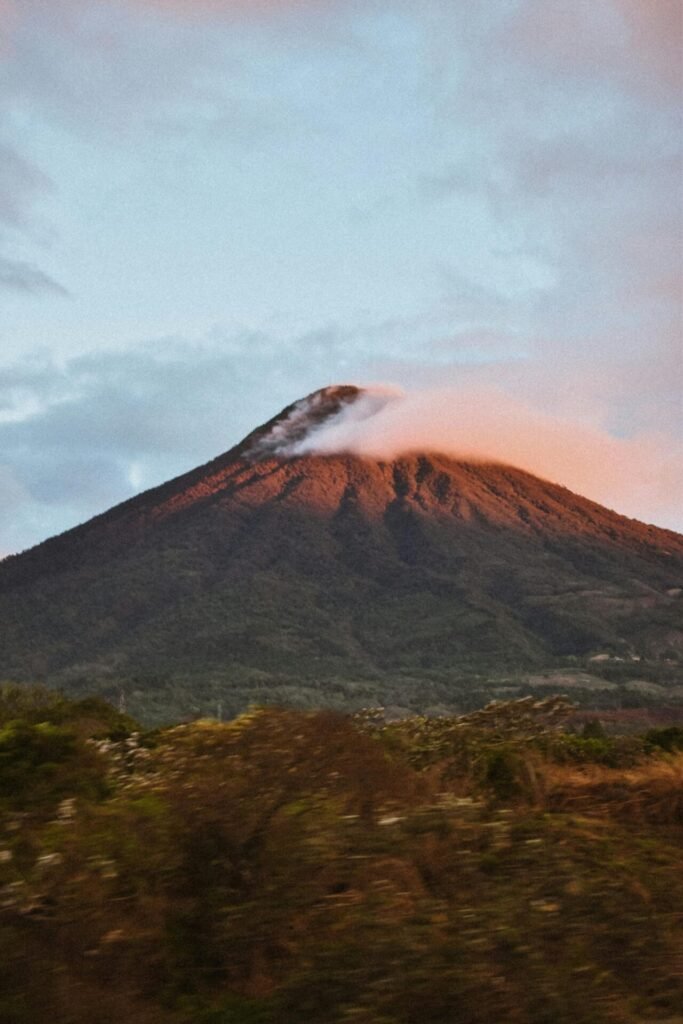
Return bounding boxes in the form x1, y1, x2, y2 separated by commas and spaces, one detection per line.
1, 386, 682, 721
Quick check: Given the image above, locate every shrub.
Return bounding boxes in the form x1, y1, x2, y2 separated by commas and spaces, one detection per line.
644, 725, 683, 753
549, 733, 644, 768
0, 719, 107, 808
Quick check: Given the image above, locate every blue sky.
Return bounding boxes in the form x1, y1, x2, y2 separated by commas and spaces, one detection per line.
0, 0, 681, 554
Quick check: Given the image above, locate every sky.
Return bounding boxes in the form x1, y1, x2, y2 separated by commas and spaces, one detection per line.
0, 0, 681, 555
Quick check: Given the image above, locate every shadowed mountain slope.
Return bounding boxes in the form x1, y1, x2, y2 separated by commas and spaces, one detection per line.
1, 386, 682, 720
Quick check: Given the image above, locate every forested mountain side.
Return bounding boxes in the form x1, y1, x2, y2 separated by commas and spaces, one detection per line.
1, 390, 682, 724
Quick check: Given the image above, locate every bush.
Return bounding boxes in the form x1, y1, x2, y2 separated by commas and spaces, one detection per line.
0, 683, 136, 738
644, 725, 683, 753
549, 733, 644, 768
0, 719, 107, 808
481, 745, 522, 800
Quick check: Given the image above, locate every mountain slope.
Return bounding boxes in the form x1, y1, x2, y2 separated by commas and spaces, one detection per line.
1, 386, 682, 721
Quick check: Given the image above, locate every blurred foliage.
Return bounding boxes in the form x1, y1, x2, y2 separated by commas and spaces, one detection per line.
644, 725, 683, 753
0, 682, 136, 737
0, 720, 107, 809
1, 689, 683, 1023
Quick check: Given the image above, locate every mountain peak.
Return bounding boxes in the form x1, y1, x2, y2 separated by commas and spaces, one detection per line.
1, 387, 682, 724
241, 384, 364, 461
240, 384, 404, 462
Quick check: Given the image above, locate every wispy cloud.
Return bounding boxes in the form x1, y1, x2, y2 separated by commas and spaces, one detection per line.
0, 256, 69, 295
0, 140, 68, 297
0, 143, 51, 228
505, 0, 683, 100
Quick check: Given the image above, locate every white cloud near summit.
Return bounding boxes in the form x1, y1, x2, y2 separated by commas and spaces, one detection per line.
298, 385, 683, 531
2, 335, 681, 558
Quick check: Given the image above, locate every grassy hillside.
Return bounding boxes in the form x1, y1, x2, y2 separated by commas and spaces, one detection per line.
1, 686, 683, 1023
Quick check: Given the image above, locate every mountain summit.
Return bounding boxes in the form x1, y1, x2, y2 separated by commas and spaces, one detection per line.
241, 384, 364, 459
1, 386, 682, 722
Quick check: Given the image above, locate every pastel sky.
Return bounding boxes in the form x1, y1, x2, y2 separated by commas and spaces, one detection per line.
0, 0, 681, 555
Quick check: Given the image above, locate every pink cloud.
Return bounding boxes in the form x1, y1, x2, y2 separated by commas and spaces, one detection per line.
615, 0, 683, 92
0, 0, 18, 39
504, 0, 682, 98
299, 385, 683, 530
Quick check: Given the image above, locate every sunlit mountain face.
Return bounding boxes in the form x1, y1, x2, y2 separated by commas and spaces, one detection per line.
1, 387, 682, 724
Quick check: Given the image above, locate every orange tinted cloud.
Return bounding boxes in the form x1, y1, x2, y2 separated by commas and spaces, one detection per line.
615, 0, 683, 91
300, 386, 683, 529
0, 0, 18, 37
506, 0, 682, 97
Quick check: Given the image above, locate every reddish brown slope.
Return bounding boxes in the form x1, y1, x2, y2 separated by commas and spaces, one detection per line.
0, 387, 681, 719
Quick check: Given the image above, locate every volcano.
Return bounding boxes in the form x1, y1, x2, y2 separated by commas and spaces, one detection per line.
1, 386, 682, 722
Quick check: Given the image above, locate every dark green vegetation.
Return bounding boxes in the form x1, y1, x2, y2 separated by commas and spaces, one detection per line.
0, 388, 682, 725
2, 685, 683, 1024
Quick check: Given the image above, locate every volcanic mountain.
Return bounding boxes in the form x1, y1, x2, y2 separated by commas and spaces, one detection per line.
1, 385, 682, 722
